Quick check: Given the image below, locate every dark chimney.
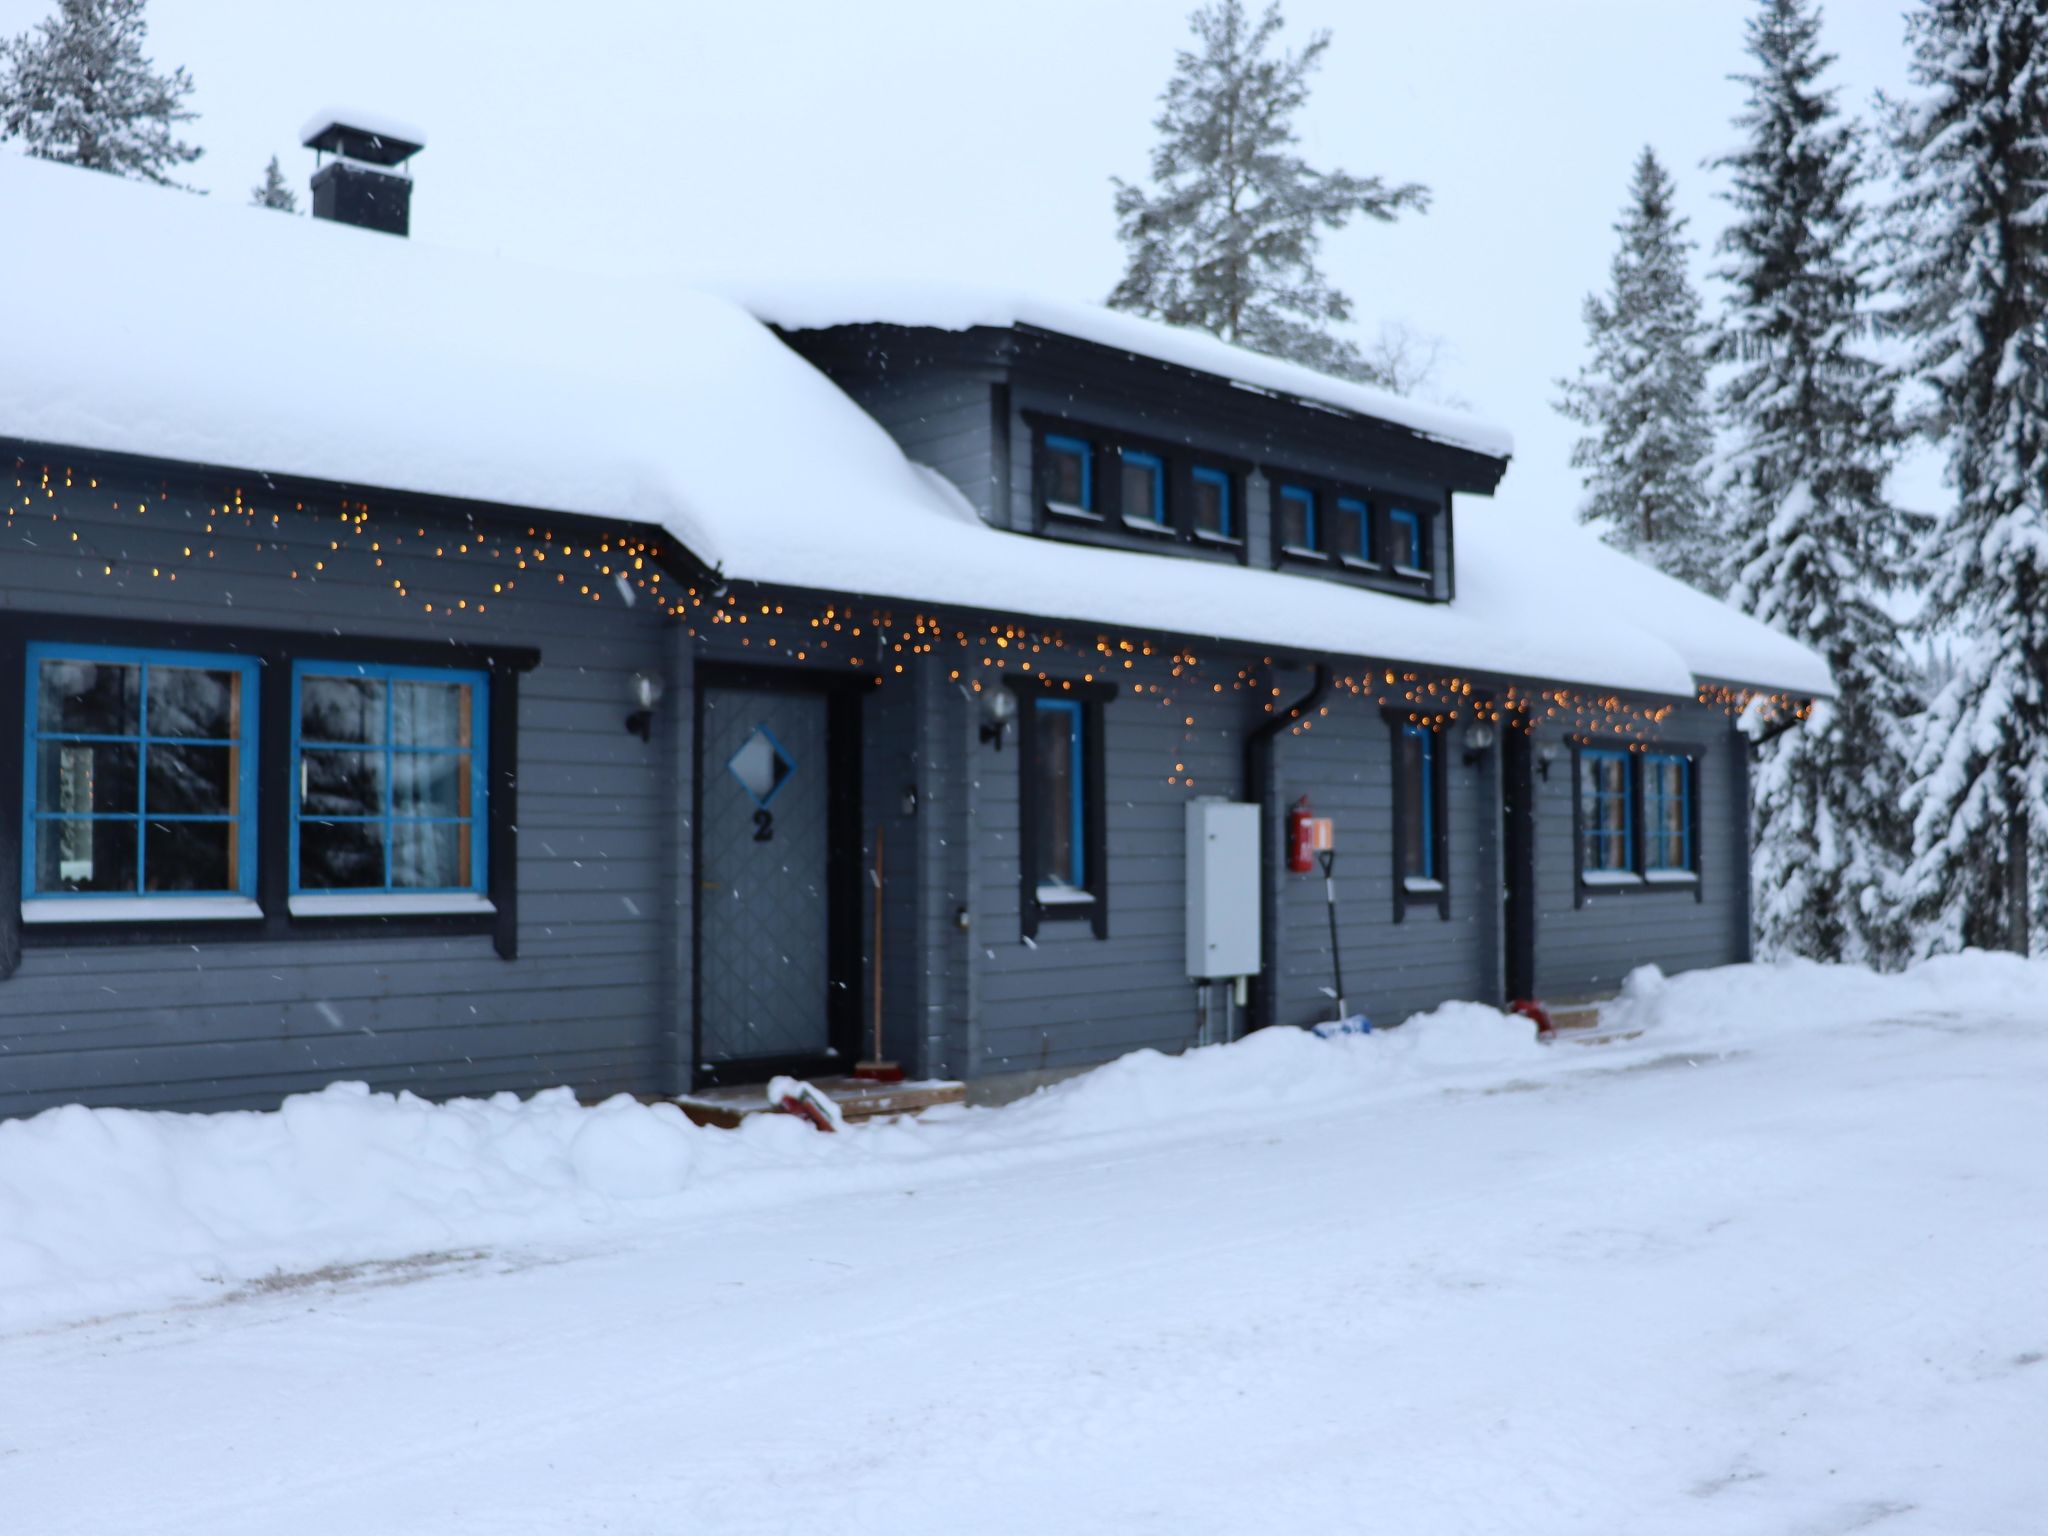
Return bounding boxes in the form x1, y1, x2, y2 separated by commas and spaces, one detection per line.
302, 112, 424, 237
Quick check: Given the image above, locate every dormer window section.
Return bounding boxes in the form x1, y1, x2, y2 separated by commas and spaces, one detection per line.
1333, 495, 1373, 568
1388, 506, 1429, 575
1267, 466, 1442, 597
1042, 433, 1096, 519
1119, 449, 1168, 534
1276, 484, 1319, 557
1191, 466, 1234, 540
1031, 417, 1246, 563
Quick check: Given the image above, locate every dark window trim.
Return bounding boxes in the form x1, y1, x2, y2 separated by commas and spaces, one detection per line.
1569, 738, 1707, 908
1024, 412, 1251, 566
0, 609, 538, 975
1008, 675, 1115, 940
1264, 465, 1444, 600
1383, 710, 1451, 922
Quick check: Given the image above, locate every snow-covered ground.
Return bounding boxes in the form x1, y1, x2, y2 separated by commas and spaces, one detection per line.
3, 956, 2045, 1534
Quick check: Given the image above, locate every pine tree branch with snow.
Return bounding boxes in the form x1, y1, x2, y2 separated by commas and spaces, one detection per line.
1108, 0, 1428, 387
1554, 147, 1720, 593
250, 154, 296, 212
1710, 0, 1919, 968
1884, 0, 2048, 957
0, 0, 199, 187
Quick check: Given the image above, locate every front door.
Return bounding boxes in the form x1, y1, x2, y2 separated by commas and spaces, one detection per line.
695, 673, 850, 1084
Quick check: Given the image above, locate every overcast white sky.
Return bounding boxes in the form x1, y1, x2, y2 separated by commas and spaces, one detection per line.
1, 0, 1940, 521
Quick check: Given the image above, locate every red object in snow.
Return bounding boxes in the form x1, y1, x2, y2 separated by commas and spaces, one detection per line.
1509, 998, 1556, 1041
767, 1075, 844, 1133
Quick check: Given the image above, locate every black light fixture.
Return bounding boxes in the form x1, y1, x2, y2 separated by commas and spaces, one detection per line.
1461, 720, 1497, 766
978, 686, 1019, 751
1536, 741, 1562, 782
625, 672, 665, 741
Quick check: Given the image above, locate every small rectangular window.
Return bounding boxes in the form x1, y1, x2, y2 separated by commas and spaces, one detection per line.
23, 644, 260, 906
1389, 507, 1427, 573
1398, 724, 1437, 882
1119, 449, 1168, 530
1334, 495, 1373, 564
1191, 466, 1234, 539
293, 661, 488, 896
1032, 698, 1086, 892
1643, 753, 1694, 872
1042, 433, 1095, 517
1579, 749, 1634, 873
1278, 484, 1319, 553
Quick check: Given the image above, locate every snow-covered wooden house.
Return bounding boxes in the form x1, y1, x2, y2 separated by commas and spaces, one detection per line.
0, 140, 1829, 1116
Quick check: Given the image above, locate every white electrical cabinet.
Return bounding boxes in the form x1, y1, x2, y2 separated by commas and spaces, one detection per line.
1186, 798, 1261, 979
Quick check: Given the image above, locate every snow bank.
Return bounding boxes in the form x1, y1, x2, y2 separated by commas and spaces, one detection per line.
1602, 949, 2048, 1044
0, 156, 1828, 699
6, 955, 2034, 1330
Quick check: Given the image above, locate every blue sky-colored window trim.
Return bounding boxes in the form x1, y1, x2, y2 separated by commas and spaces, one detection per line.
1279, 485, 1319, 551
1580, 747, 1634, 873
1389, 507, 1427, 571
1122, 449, 1167, 525
1035, 697, 1087, 889
290, 659, 490, 896
1643, 752, 1695, 871
1191, 465, 1234, 538
22, 642, 261, 901
1336, 495, 1373, 562
1043, 432, 1094, 513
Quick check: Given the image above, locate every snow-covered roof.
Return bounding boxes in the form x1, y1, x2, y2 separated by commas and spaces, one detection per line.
735, 279, 1516, 462
0, 155, 1829, 701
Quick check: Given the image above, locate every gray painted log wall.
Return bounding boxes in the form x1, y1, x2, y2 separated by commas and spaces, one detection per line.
0, 457, 679, 1117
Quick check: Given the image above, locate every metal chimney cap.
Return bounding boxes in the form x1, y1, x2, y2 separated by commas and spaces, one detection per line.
300, 108, 425, 166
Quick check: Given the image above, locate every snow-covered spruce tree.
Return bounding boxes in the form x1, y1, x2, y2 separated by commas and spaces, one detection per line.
1711, 0, 1917, 967
1888, 1, 2048, 957
0, 0, 199, 186
1109, 0, 1428, 384
250, 154, 296, 212
1554, 148, 1719, 591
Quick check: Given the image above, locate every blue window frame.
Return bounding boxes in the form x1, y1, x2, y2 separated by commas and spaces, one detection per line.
1043, 433, 1095, 515
1033, 697, 1087, 890
1580, 749, 1634, 873
1643, 752, 1695, 871
1120, 449, 1167, 527
291, 661, 489, 895
1389, 507, 1427, 572
1335, 495, 1373, 563
1278, 484, 1319, 552
1400, 724, 1437, 882
22, 643, 260, 902
1191, 466, 1234, 538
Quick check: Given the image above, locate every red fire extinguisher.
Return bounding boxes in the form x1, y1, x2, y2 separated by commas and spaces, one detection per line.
1287, 796, 1318, 874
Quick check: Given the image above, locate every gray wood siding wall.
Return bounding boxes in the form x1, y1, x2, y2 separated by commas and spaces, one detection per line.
968, 650, 1262, 1076
830, 371, 1001, 522
0, 459, 680, 1117
1267, 691, 1500, 1029
1531, 703, 1752, 1002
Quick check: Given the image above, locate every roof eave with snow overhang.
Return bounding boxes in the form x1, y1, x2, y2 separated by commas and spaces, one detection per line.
0, 155, 1831, 704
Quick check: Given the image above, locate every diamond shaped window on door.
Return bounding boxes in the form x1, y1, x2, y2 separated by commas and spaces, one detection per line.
727, 724, 796, 808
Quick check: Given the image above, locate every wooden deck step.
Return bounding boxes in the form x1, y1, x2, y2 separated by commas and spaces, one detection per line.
670, 1076, 966, 1130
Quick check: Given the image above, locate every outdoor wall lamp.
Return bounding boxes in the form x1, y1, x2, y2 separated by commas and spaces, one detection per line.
1536, 741, 1562, 782
978, 685, 1019, 751
625, 671, 665, 742
1461, 720, 1497, 766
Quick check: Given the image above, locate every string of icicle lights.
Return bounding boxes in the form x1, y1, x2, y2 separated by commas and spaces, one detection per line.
13, 463, 1810, 787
